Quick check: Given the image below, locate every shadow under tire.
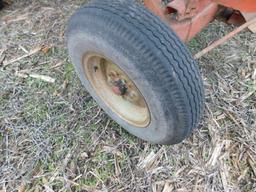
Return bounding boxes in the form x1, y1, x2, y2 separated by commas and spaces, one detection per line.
67, 0, 205, 144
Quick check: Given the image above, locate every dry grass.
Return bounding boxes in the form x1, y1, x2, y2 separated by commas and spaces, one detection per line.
0, 0, 256, 191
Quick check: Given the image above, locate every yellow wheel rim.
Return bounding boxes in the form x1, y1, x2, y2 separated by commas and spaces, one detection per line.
83, 53, 150, 128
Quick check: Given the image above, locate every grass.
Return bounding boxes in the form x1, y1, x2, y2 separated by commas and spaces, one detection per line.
0, 0, 256, 191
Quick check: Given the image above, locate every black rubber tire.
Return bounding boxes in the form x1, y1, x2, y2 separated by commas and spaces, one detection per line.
67, 0, 205, 144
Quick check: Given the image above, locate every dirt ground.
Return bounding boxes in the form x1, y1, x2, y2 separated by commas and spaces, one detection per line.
0, 0, 256, 192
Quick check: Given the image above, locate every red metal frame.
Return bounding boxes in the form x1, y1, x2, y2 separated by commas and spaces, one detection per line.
214, 0, 256, 12
144, 0, 256, 42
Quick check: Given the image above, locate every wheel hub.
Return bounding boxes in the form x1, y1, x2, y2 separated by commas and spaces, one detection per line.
83, 53, 151, 128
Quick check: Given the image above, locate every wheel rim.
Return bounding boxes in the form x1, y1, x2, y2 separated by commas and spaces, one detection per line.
83, 53, 151, 128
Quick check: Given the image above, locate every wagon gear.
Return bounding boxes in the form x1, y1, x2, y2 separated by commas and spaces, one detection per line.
67, 0, 256, 144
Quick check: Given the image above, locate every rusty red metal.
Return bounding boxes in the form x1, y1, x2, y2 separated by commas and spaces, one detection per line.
144, 0, 218, 41
144, 0, 256, 42
226, 11, 246, 26
167, 0, 214, 20
213, 0, 256, 13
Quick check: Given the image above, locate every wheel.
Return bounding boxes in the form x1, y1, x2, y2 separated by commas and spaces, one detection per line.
67, 0, 205, 144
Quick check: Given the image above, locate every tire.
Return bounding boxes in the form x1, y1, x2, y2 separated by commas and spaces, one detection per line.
67, 0, 205, 144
